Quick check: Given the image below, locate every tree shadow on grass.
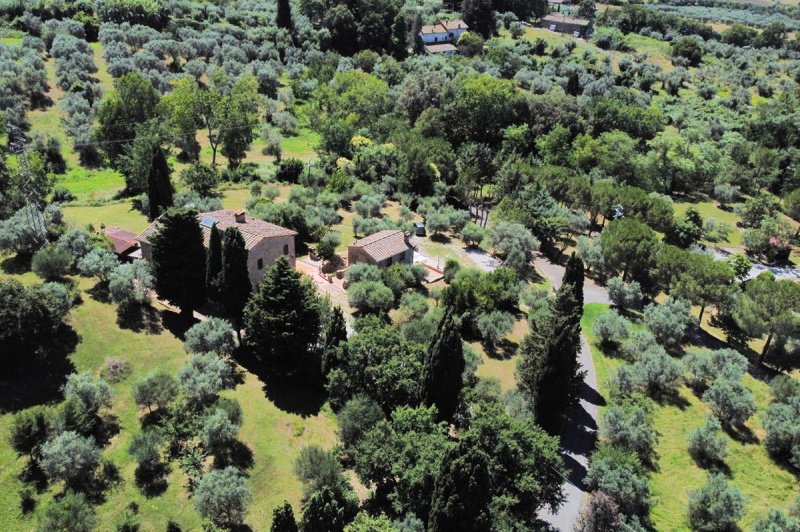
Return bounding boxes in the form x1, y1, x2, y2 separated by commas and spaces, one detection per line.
688, 453, 732, 477
160, 309, 197, 341
1, 253, 31, 274
0, 325, 78, 414
86, 280, 111, 303
235, 349, 327, 417
429, 233, 451, 244
18, 460, 49, 493
723, 423, 759, 445
135, 463, 170, 498
653, 389, 691, 411
214, 440, 254, 471
116, 303, 164, 335
483, 338, 519, 360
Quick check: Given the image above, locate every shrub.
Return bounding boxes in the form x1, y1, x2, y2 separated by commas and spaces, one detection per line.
762, 397, 800, 469
275, 158, 304, 183
77, 248, 118, 281
40, 431, 101, 488
38, 491, 96, 532
184, 318, 237, 355
688, 473, 746, 531
348, 280, 394, 314
592, 311, 630, 351
194, 467, 251, 528
703, 378, 757, 428
643, 297, 693, 351
294, 445, 348, 495
32, 244, 73, 280
460, 222, 485, 247
575, 491, 622, 532
687, 416, 728, 467
181, 164, 219, 196
771, 376, 800, 404
619, 330, 658, 362
599, 400, 656, 460
586, 445, 650, 516
606, 276, 643, 310
102, 357, 130, 383
476, 310, 515, 350
317, 232, 341, 260
345, 263, 381, 284
751, 509, 800, 532
443, 259, 460, 284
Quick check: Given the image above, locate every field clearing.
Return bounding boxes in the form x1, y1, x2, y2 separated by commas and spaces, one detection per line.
56, 167, 126, 202
0, 274, 339, 530
583, 303, 800, 530
63, 201, 149, 233
673, 198, 743, 247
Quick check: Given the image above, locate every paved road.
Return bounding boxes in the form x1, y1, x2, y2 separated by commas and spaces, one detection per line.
462, 248, 605, 530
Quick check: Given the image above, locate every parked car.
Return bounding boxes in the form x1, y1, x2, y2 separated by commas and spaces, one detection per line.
414, 222, 426, 236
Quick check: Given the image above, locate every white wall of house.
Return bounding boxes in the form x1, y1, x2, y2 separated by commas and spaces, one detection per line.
420, 31, 450, 44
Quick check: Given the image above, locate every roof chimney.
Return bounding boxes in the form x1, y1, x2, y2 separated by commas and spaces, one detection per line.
235, 210, 246, 223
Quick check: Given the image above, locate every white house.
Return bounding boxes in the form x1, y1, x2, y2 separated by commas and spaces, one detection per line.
419, 19, 469, 44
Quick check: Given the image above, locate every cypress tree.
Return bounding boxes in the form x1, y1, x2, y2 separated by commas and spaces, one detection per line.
206, 224, 222, 301
516, 282, 582, 435
218, 227, 251, 341
271, 501, 298, 532
147, 146, 174, 220
392, 13, 408, 60
420, 309, 465, 422
410, 13, 424, 55
151, 208, 207, 319
562, 251, 585, 314
428, 443, 492, 532
243, 257, 321, 374
276, 0, 293, 31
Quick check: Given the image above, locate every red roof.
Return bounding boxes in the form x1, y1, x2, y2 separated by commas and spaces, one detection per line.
104, 227, 140, 255
349, 230, 413, 262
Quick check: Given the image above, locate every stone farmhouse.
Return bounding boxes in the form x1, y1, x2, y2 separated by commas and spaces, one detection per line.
348, 229, 414, 268
137, 209, 297, 287
540, 13, 593, 38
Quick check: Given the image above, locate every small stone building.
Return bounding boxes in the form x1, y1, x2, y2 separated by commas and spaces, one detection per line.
347, 230, 414, 268
540, 13, 593, 38
137, 209, 297, 287
419, 19, 469, 44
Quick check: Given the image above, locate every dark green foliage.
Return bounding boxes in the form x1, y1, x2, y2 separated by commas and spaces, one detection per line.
295, 445, 350, 496
271, 501, 298, 532
300, 485, 359, 532
0, 278, 72, 371
751, 509, 800, 532
420, 309, 465, 422
687, 416, 728, 467
351, 405, 453, 521
146, 145, 174, 220
462, 0, 496, 37
128, 428, 164, 472
40, 430, 101, 489
181, 164, 219, 196
206, 224, 222, 301
599, 218, 659, 284
243, 257, 321, 374
10, 406, 50, 458
95, 72, 159, 166
428, 443, 492, 532
38, 491, 97, 532
516, 282, 582, 435
337, 396, 384, 449
133, 371, 178, 413
326, 321, 424, 413
563, 252, 584, 313
218, 227, 252, 336
275, 158, 305, 183
688, 473, 746, 531
671, 37, 703, 66
150, 208, 207, 318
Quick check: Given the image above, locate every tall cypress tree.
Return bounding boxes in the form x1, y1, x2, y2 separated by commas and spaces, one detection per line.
147, 145, 174, 220
562, 251, 584, 314
243, 257, 321, 374
206, 224, 222, 301
218, 227, 251, 341
420, 309, 465, 422
151, 208, 206, 319
516, 283, 582, 435
276, 0, 293, 31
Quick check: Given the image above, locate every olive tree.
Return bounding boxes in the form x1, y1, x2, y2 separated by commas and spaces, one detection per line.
193, 467, 251, 528
40, 431, 101, 489
688, 473, 746, 531
184, 317, 238, 355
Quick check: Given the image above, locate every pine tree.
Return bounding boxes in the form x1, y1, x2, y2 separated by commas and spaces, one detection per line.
516, 283, 582, 435
562, 252, 585, 315
151, 208, 207, 319
218, 227, 251, 341
271, 501, 298, 532
276, 0, 293, 31
206, 224, 222, 301
428, 443, 492, 532
243, 257, 321, 374
420, 309, 465, 423
147, 145, 174, 220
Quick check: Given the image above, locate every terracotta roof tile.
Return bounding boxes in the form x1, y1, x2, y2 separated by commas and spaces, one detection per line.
350, 230, 413, 263
137, 210, 296, 251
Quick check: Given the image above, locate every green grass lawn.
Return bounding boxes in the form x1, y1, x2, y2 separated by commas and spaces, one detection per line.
56, 167, 126, 202
583, 303, 800, 530
63, 201, 149, 233
673, 198, 743, 247
0, 274, 338, 530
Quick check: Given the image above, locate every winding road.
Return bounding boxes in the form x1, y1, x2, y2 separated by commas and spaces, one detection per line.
463, 248, 607, 531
